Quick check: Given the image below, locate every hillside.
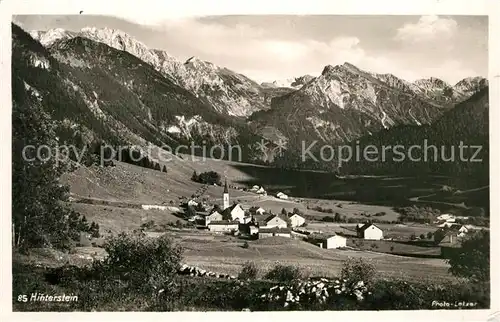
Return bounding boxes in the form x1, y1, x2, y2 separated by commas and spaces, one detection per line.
30, 27, 293, 117
250, 63, 487, 151
341, 87, 489, 189
13, 23, 266, 162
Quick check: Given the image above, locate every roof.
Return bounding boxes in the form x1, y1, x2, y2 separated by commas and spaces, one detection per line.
206, 211, 222, 218
289, 213, 304, 219
358, 223, 382, 232
221, 203, 243, 216
308, 233, 344, 241
259, 227, 292, 234
438, 231, 463, 248
208, 220, 239, 226
264, 214, 288, 223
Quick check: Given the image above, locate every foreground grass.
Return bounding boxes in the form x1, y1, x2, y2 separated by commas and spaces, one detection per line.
13, 261, 489, 312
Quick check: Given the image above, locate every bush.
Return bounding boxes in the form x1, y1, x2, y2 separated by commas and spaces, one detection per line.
140, 220, 156, 230
242, 241, 249, 249
238, 262, 258, 280
340, 257, 376, 286
96, 232, 183, 292
264, 264, 301, 282
447, 230, 489, 282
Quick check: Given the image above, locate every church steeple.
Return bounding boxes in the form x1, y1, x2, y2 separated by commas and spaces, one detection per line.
223, 178, 229, 210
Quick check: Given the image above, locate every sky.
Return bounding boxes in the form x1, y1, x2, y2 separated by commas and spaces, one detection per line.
13, 14, 488, 84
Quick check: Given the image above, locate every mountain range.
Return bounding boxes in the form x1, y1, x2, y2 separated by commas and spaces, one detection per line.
15, 23, 489, 171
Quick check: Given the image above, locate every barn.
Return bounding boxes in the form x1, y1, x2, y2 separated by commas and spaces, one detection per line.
258, 227, 292, 239
357, 223, 384, 240
207, 221, 239, 233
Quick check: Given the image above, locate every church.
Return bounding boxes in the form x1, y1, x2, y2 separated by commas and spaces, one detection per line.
220, 179, 246, 223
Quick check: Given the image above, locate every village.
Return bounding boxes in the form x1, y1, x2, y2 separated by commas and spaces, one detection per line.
171, 179, 486, 258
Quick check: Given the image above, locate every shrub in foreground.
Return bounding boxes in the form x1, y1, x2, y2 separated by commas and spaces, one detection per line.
264, 264, 301, 282
238, 262, 259, 280
95, 232, 183, 292
340, 257, 376, 287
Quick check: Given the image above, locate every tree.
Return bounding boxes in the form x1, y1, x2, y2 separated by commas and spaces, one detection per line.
447, 230, 489, 282
281, 208, 288, 216
419, 234, 425, 240
426, 231, 433, 240
12, 77, 82, 250
191, 171, 221, 185
162, 165, 167, 173
334, 213, 342, 222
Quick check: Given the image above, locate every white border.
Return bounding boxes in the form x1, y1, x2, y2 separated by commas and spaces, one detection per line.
0, 0, 498, 321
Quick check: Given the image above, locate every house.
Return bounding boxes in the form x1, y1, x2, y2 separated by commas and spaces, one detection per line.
249, 206, 266, 216
437, 214, 454, 221
221, 203, 245, 223
289, 213, 306, 228
263, 214, 288, 229
438, 231, 463, 258
239, 223, 259, 236
187, 199, 199, 207
250, 185, 260, 192
276, 192, 289, 200
437, 222, 460, 229
310, 234, 347, 249
256, 187, 266, 194
357, 223, 384, 240
204, 211, 223, 226
258, 227, 292, 239
207, 220, 239, 233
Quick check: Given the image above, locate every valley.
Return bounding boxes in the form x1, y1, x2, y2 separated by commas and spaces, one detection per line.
10, 16, 490, 312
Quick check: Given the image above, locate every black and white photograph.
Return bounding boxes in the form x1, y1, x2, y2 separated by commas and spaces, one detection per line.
3, 0, 498, 317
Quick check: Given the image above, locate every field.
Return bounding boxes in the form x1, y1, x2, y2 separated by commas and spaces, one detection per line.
304, 222, 437, 240
70, 203, 187, 235
174, 231, 451, 283
54, 156, 487, 284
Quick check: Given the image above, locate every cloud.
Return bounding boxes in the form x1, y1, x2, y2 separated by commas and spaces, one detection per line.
150, 18, 480, 84
395, 15, 458, 44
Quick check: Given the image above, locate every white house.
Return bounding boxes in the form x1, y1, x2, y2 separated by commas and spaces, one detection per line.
323, 234, 347, 249
289, 214, 306, 228
437, 214, 454, 221
258, 227, 292, 239
357, 223, 384, 240
438, 222, 459, 229
276, 192, 289, 200
256, 187, 266, 194
263, 214, 288, 229
207, 221, 239, 233
205, 211, 223, 226
255, 207, 266, 215
250, 185, 260, 192
222, 204, 246, 223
